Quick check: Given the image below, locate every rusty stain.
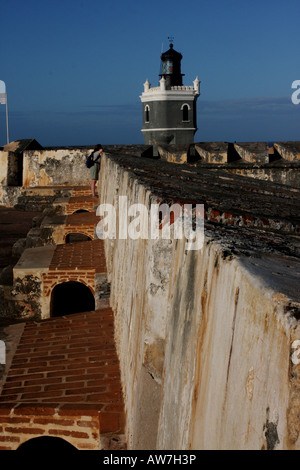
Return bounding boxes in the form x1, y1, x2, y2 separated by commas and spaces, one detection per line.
246, 366, 255, 401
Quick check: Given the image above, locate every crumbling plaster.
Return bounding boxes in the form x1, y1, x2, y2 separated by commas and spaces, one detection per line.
23, 149, 93, 187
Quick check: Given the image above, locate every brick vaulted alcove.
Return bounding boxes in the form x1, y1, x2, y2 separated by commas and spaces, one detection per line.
10, 239, 108, 320
50, 281, 95, 317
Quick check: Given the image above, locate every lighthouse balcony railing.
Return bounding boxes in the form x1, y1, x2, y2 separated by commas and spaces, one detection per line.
171, 86, 194, 91
145, 85, 195, 93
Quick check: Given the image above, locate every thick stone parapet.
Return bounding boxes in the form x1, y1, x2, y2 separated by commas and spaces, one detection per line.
274, 142, 300, 161
195, 142, 232, 163
99, 151, 300, 450
234, 142, 270, 163
99, 152, 300, 239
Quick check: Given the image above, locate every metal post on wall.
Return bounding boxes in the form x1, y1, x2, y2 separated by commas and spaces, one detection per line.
5, 91, 9, 144
0, 80, 9, 144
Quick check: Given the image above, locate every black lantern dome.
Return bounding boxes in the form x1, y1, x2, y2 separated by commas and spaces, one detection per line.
159, 43, 184, 87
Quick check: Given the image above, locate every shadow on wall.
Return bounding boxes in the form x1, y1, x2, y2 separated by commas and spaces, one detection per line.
50, 281, 95, 317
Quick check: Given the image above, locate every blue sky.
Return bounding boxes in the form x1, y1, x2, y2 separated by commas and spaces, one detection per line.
0, 0, 299, 146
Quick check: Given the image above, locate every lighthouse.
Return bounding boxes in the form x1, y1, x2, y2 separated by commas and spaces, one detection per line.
140, 41, 200, 151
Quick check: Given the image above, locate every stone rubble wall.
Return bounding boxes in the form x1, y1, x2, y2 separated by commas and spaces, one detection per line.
99, 152, 300, 450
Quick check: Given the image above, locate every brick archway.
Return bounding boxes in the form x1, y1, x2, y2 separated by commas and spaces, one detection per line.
50, 281, 95, 317
72, 209, 90, 214
17, 436, 78, 451
43, 271, 96, 298
64, 232, 93, 243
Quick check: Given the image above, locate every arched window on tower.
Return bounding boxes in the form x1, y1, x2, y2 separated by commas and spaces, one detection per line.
181, 104, 190, 122
145, 105, 150, 123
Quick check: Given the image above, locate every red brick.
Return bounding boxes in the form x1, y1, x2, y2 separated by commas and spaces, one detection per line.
86, 392, 121, 402
48, 429, 89, 439
20, 361, 48, 368
0, 417, 31, 424
99, 412, 120, 433
44, 381, 84, 392
4, 381, 23, 389
3, 385, 42, 395
29, 355, 65, 363
47, 368, 85, 378
14, 405, 57, 416
4, 368, 29, 377
103, 404, 125, 413
27, 365, 63, 373
33, 417, 74, 426
86, 380, 109, 388
77, 442, 98, 449
0, 394, 19, 401
24, 377, 62, 386
39, 395, 84, 403
0, 405, 14, 415
0, 435, 21, 443
9, 373, 44, 382
76, 420, 95, 428
4, 427, 45, 435
58, 404, 102, 416
20, 390, 62, 400
65, 385, 105, 395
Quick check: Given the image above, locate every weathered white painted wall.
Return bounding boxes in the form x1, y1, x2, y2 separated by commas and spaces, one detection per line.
99, 155, 171, 449
159, 242, 299, 450
0, 151, 8, 186
99, 153, 300, 450
0, 151, 8, 203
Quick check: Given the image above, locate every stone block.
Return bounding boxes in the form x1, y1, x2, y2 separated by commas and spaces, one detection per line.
195, 142, 229, 163
274, 142, 300, 161
234, 142, 270, 163
158, 145, 188, 164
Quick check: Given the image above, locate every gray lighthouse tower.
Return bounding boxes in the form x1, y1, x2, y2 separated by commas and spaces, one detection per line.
140, 41, 200, 151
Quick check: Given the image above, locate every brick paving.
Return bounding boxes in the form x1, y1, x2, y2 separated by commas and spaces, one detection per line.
0, 308, 125, 449
0, 187, 124, 449
49, 239, 106, 273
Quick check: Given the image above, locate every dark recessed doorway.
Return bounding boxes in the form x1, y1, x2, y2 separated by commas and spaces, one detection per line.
50, 281, 95, 317
17, 436, 78, 451
65, 233, 92, 243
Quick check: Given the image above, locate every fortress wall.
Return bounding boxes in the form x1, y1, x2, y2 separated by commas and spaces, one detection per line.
0, 151, 20, 206
158, 241, 299, 450
99, 155, 172, 449
99, 152, 300, 450
225, 167, 300, 189
23, 148, 93, 187
0, 151, 8, 199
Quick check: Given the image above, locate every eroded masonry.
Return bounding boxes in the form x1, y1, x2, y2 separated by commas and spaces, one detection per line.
0, 139, 299, 450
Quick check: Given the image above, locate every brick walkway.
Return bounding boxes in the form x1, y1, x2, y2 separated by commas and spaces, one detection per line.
0, 187, 124, 449
49, 239, 106, 273
0, 308, 125, 450
65, 211, 99, 240
66, 196, 97, 215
